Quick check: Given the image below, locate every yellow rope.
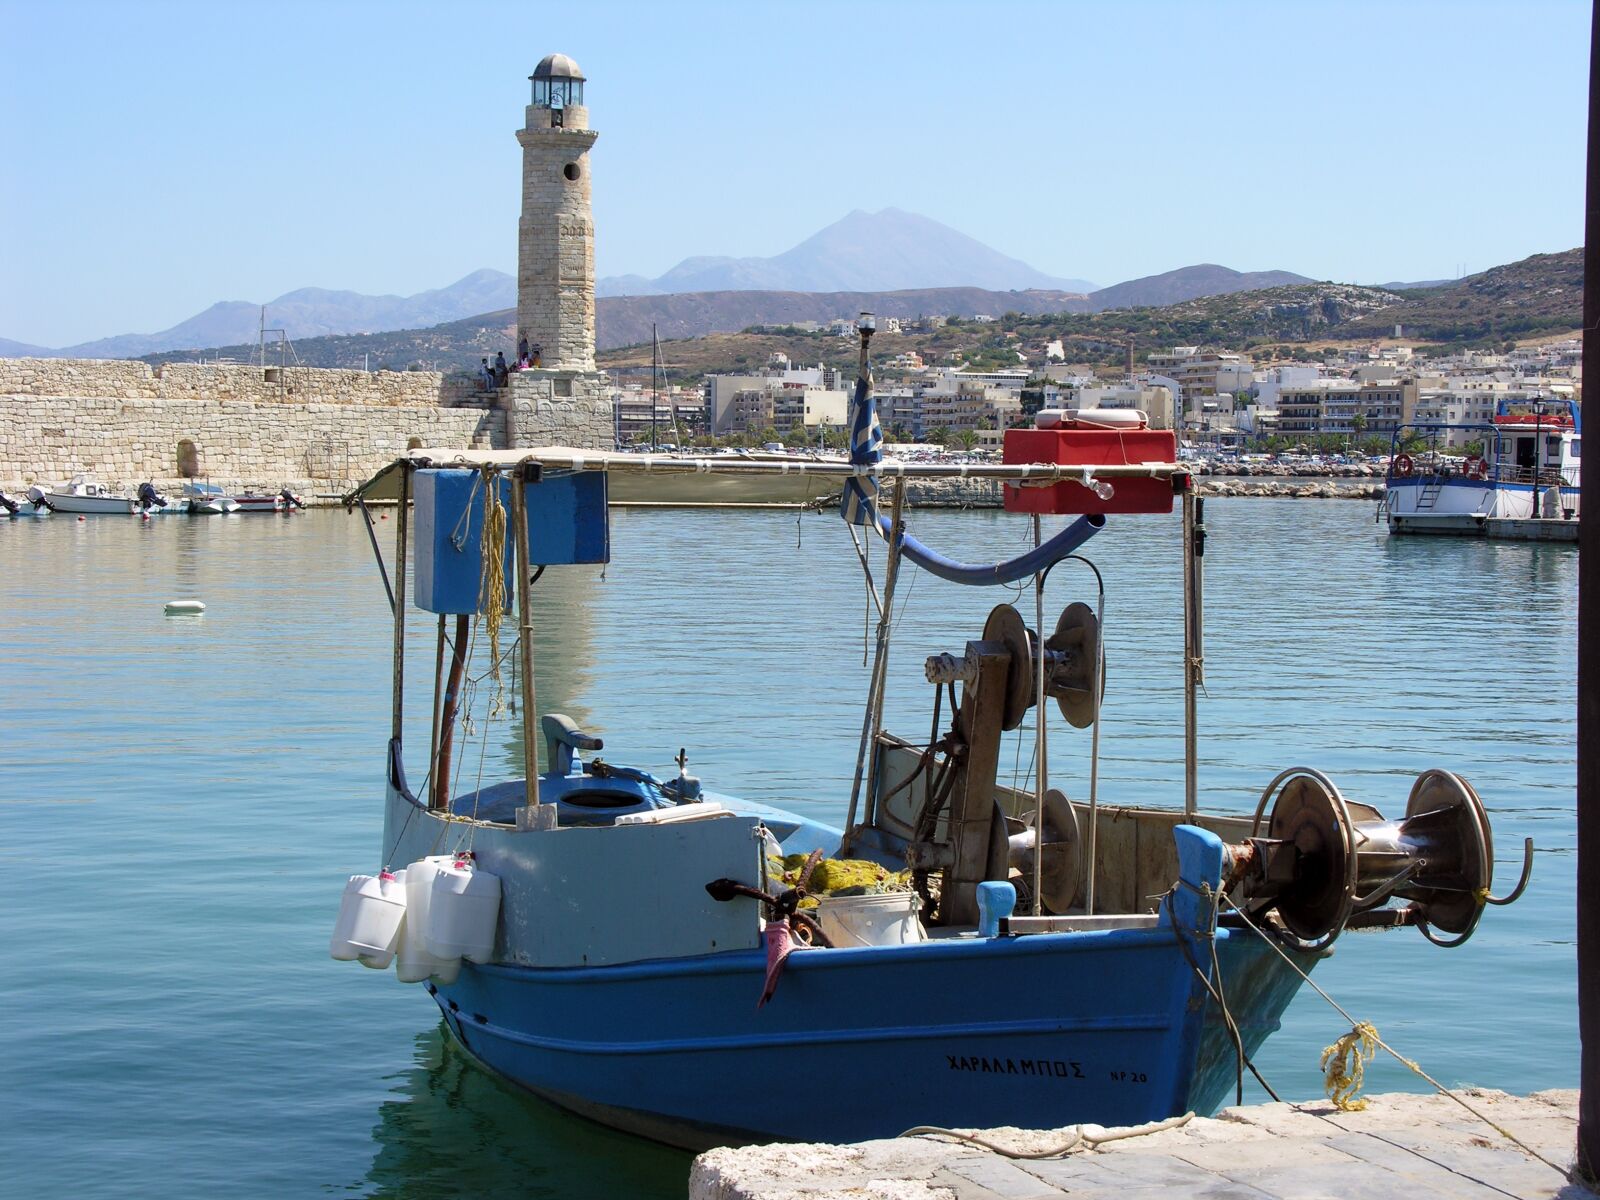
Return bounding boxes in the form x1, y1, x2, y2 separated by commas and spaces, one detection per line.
477, 467, 508, 718
1320, 1021, 1378, 1111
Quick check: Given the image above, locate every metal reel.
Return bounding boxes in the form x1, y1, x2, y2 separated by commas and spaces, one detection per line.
1402, 769, 1492, 946
1047, 602, 1105, 729
1250, 767, 1359, 951
982, 604, 1034, 732
1017, 788, 1082, 914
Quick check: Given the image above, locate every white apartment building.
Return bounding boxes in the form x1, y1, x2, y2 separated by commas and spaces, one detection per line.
1146, 347, 1254, 403
707, 365, 827, 433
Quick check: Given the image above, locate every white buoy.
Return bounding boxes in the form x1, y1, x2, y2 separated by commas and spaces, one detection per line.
164, 599, 206, 616
328, 871, 407, 968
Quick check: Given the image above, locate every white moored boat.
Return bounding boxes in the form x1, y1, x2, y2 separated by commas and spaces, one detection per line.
29, 474, 140, 515
1382, 398, 1581, 536
182, 482, 241, 514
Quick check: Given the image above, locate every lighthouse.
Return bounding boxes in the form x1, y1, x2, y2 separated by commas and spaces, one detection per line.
516, 53, 597, 373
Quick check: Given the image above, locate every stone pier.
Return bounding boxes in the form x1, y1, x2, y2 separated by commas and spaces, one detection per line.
690, 1090, 1588, 1200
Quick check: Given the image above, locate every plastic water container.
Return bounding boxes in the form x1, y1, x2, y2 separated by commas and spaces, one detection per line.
815, 892, 926, 948
329, 871, 406, 967
424, 857, 502, 964
396, 856, 457, 984
329, 875, 373, 961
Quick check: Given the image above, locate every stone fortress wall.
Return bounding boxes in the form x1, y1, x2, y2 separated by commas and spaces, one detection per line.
0, 357, 609, 496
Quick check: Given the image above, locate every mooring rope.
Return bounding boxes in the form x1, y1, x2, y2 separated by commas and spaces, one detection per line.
900, 1111, 1193, 1159
1221, 895, 1568, 1175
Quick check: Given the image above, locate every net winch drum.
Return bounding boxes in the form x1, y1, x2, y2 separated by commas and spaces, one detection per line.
1003, 787, 1082, 914
1240, 767, 1533, 950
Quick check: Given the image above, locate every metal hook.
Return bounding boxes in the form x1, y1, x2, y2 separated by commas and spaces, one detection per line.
1485, 837, 1535, 906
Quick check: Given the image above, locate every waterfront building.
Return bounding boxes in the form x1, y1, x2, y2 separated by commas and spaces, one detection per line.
1276, 379, 1418, 439
1146, 347, 1254, 404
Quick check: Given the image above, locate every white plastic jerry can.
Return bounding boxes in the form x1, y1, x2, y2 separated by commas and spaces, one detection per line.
396, 856, 457, 984
330, 875, 373, 961
357, 870, 408, 970
424, 855, 502, 965
330, 871, 407, 967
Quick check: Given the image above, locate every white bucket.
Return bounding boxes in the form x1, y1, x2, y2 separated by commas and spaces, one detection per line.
424, 858, 502, 964
815, 891, 926, 948
396, 856, 456, 984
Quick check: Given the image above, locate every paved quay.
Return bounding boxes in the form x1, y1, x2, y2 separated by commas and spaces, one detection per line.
689, 1090, 1590, 1200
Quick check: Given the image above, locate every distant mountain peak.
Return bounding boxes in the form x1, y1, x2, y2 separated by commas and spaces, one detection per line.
597, 208, 1097, 298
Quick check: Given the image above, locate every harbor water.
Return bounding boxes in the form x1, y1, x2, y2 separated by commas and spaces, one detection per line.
0, 500, 1578, 1198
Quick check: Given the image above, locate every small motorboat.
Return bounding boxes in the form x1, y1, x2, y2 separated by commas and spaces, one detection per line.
233, 487, 306, 513
0, 488, 49, 516
30, 474, 149, 515
182, 482, 241, 515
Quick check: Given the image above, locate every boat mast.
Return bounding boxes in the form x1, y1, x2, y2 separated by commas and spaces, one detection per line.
651, 324, 659, 452
1182, 491, 1206, 819
510, 466, 547, 822
389, 466, 412, 750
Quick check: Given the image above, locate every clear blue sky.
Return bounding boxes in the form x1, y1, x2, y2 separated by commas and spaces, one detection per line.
0, 0, 1589, 348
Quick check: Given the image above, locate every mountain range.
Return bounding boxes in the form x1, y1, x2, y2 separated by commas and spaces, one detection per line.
596, 208, 1098, 296
5, 208, 1328, 359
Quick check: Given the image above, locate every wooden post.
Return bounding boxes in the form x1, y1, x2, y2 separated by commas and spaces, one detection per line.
511, 470, 542, 815
1576, 0, 1599, 1178
389, 468, 410, 747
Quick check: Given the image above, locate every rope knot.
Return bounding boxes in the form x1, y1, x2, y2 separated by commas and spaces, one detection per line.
1320, 1020, 1379, 1111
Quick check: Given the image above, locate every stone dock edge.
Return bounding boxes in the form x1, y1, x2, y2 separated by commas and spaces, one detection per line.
689, 1089, 1593, 1200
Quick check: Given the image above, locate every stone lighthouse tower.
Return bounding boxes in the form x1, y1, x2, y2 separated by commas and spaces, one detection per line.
517, 53, 597, 373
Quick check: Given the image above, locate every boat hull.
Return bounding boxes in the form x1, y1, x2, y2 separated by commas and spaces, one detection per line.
1386, 477, 1580, 535
605, 469, 841, 508
382, 784, 1307, 1149
426, 926, 1303, 1149
43, 491, 137, 515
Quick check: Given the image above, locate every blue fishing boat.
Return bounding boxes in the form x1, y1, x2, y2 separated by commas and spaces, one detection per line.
339, 317, 1531, 1150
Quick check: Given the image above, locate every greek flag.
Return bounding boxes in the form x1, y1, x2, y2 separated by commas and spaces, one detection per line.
840, 372, 882, 526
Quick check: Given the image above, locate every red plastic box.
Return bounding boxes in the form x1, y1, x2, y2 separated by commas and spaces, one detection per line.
1002, 425, 1178, 515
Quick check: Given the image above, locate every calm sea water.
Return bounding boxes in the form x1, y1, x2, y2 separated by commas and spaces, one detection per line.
0, 500, 1577, 1199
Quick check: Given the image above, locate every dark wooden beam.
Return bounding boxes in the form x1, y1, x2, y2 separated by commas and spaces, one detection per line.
1578, 0, 1600, 1179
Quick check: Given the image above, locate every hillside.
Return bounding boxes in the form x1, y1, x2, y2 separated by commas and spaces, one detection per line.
1334, 248, 1582, 344
1088, 264, 1311, 311
133, 248, 1581, 377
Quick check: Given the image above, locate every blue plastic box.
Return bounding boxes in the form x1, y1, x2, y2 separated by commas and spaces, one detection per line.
413, 468, 610, 615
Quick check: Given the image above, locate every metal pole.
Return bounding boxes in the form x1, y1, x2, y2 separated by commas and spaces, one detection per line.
511, 471, 542, 813
1182, 488, 1198, 819
389, 468, 410, 747
1574, 0, 1599, 1177
1033, 515, 1046, 917
850, 478, 907, 834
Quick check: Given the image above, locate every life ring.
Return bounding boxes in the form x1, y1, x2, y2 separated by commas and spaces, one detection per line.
1394, 454, 1413, 477
1475, 458, 1490, 480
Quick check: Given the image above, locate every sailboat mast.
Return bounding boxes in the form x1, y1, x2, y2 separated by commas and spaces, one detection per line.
651, 323, 659, 451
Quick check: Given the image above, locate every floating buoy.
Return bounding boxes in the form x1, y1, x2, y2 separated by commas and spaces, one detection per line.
77, 516, 85, 522
164, 599, 206, 616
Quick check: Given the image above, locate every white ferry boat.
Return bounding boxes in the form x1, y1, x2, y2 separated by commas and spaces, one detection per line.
1382, 398, 1580, 536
